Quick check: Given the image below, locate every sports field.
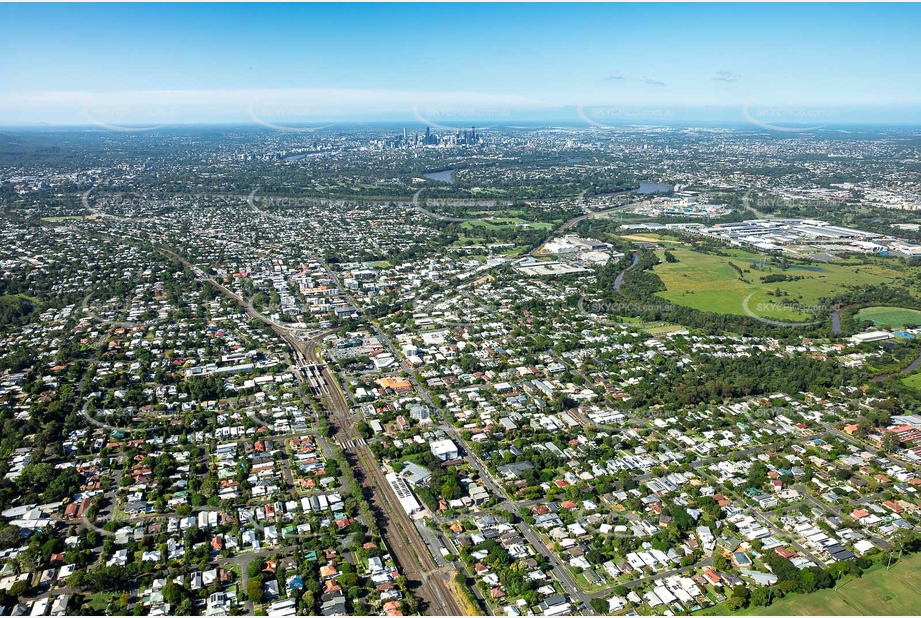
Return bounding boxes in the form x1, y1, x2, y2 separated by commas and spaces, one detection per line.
749, 554, 921, 615
698, 553, 921, 616
644, 322, 687, 335
650, 248, 905, 322
856, 306, 921, 329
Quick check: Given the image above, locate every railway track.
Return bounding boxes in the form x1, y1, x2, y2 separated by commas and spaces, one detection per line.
306, 343, 464, 616
161, 246, 465, 615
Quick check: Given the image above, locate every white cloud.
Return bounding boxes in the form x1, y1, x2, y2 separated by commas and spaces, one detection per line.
712, 71, 741, 83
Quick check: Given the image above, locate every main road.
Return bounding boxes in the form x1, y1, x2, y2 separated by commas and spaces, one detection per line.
322, 263, 601, 614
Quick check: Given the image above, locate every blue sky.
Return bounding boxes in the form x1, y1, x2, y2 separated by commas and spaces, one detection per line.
2, 3, 921, 126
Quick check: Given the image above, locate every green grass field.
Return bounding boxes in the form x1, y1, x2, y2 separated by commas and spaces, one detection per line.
651, 248, 905, 322
856, 306, 921, 329
699, 554, 921, 616
901, 372, 921, 390
40, 215, 86, 222
471, 208, 531, 218
448, 234, 528, 256
644, 323, 687, 335
752, 554, 921, 616
449, 234, 488, 247
460, 218, 553, 230
84, 593, 111, 612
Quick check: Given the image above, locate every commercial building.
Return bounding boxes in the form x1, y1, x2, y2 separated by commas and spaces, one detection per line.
430, 438, 459, 461
385, 473, 422, 516
400, 461, 432, 486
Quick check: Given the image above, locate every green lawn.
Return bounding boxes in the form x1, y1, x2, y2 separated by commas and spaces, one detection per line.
460, 218, 554, 231
901, 372, 921, 390
84, 593, 112, 612
644, 323, 687, 335
449, 234, 487, 247
41, 215, 86, 222
0, 293, 42, 313
700, 553, 921, 616
500, 245, 528, 257
856, 306, 921, 329
572, 570, 610, 593
471, 208, 531, 218
651, 248, 905, 322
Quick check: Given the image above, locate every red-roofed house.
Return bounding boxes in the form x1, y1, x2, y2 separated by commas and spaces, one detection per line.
703, 569, 721, 585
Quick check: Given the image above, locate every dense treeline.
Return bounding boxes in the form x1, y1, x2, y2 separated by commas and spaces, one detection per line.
625, 351, 865, 407
0, 295, 34, 327
760, 273, 804, 283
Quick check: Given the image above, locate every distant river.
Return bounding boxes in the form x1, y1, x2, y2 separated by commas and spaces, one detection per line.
423, 170, 455, 184
637, 181, 672, 194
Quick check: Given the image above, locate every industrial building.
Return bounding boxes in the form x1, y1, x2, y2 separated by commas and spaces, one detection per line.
850, 331, 894, 345
692, 218, 886, 252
